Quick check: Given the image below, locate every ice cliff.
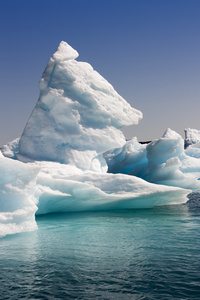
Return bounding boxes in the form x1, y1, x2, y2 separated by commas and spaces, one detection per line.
1, 41, 200, 238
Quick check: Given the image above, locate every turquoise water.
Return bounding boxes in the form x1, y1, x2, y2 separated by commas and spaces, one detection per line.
0, 193, 200, 299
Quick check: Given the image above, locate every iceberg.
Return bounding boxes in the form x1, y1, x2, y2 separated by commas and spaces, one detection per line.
0, 41, 196, 237
184, 128, 200, 148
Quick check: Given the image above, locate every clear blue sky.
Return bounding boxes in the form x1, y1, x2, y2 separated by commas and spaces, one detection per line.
0, 0, 200, 145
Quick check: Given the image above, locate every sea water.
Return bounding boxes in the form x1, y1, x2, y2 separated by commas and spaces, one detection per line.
0, 193, 200, 300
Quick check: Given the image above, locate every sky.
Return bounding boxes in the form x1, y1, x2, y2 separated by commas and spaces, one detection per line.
0, 0, 200, 146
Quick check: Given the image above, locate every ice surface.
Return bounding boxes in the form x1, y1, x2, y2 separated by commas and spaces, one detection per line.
17, 41, 142, 169
0, 152, 39, 238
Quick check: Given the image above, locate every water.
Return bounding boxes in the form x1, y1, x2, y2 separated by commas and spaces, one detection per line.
0, 193, 200, 300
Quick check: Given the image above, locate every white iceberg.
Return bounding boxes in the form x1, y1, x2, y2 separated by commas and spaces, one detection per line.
0, 41, 195, 238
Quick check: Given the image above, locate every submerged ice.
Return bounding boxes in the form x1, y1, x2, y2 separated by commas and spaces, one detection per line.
1, 41, 200, 237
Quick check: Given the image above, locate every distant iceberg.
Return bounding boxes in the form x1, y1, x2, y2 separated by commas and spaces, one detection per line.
184, 128, 200, 159
1, 41, 200, 238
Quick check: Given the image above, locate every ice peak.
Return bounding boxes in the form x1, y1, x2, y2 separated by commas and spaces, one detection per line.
52, 41, 79, 62
18, 41, 142, 168
162, 128, 181, 139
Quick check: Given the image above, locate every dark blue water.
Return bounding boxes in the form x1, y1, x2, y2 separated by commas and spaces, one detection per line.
0, 193, 200, 299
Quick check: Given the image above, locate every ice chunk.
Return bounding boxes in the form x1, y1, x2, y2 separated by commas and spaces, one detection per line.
144, 129, 200, 188
184, 128, 200, 158
185, 142, 200, 158
146, 128, 185, 166
181, 128, 200, 177
0, 137, 19, 159
52, 41, 79, 61
184, 128, 200, 148
0, 152, 39, 238
105, 129, 200, 190
103, 137, 148, 177
179, 154, 200, 180
17, 41, 142, 169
